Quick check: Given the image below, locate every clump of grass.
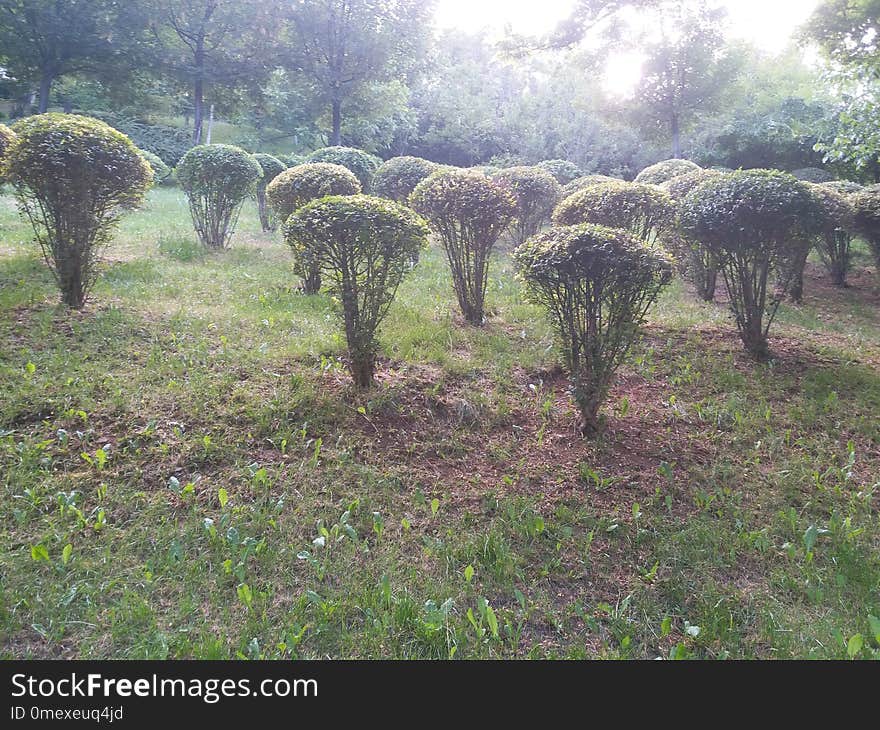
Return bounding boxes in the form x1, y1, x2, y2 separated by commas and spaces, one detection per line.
158, 233, 205, 262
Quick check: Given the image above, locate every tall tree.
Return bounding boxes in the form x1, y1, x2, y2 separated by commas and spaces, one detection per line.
804, 1, 880, 179
631, 1, 736, 158
0, 0, 144, 113
152, 0, 282, 144
549, 0, 659, 47
804, 0, 880, 72
285, 0, 434, 146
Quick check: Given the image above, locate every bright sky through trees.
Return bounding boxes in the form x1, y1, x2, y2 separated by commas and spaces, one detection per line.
434, 0, 821, 52
435, 0, 822, 95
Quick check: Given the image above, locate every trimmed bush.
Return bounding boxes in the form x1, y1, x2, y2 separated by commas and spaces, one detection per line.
284, 195, 429, 388
853, 187, 880, 271
410, 168, 516, 325
515, 224, 673, 435
266, 163, 362, 293
266, 163, 361, 220
494, 166, 562, 247
140, 150, 171, 185
808, 183, 857, 288
821, 180, 864, 196
537, 159, 583, 185
177, 144, 262, 250
552, 180, 674, 247
306, 146, 382, 190
665, 169, 725, 301
0, 123, 16, 182
679, 170, 823, 358
372, 156, 437, 203
561, 175, 620, 200
635, 159, 701, 185
792, 167, 834, 183
252, 153, 287, 232
4, 114, 152, 309
662, 169, 722, 201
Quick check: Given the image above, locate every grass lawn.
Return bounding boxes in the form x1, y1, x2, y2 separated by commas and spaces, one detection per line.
1, 187, 879, 659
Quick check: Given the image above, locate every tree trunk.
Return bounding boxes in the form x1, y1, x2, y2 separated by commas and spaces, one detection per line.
38, 71, 54, 114
256, 188, 273, 232
193, 76, 204, 145
330, 97, 342, 146
193, 41, 205, 145
671, 113, 681, 159
206, 104, 215, 144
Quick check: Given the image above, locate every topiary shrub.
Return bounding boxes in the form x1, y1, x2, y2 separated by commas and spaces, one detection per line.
679, 170, 823, 358
410, 169, 516, 325
0, 123, 16, 182
4, 113, 152, 309
853, 187, 880, 272
561, 175, 620, 200
372, 156, 438, 203
821, 180, 864, 196
139, 150, 172, 185
493, 166, 562, 247
251, 153, 287, 232
177, 144, 262, 250
266, 163, 362, 293
515, 224, 673, 436
536, 159, 583, 185
552, 180, 674, 247
792, 167, 834, 183
807, 184, 857, 288
266, 163, 361, 220
779, 185, 859, 302
305, 146, 382, 191
284, 195, 429, 388
665, 169, 725, 301
635, 159, 701, 186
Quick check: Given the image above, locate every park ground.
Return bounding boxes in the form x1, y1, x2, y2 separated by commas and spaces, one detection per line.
1, 187, 879, 659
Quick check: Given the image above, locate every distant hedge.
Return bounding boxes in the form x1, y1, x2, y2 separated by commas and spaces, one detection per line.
85, 111, 192, 166
792, 167, 835, 184
536, 159, 582, 185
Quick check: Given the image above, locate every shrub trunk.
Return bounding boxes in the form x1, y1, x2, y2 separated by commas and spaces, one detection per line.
572, 379, 603, 437
256, 188, 274, 232
786, 246, 810, 304
302, 265, 322, 295
57, 252, 88, 309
